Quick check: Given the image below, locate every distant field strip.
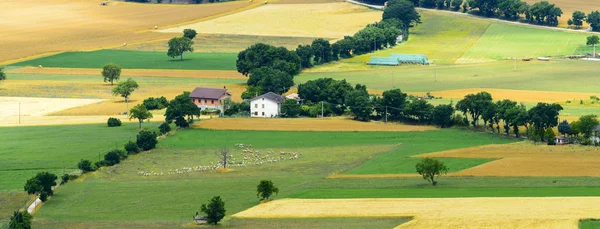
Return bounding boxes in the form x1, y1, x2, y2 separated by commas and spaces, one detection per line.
458, 23, 587, 63
415, 88, 599, 102
194, 118, 437, 132
417, 143, 600, 177
158, 3, 381, 39
234, 198, 600, 228
345, 10, 491, 65
9, 67, 246, 80
10, 50, 238, 70
0, 97, 103, 117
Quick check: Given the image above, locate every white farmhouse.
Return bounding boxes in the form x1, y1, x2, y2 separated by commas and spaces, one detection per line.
250, 92, 286, 118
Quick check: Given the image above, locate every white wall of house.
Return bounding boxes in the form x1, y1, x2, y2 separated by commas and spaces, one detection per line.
250, 98, 280, 118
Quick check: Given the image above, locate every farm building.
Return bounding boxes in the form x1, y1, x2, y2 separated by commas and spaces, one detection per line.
189, 87, 231, 113
250, 92, 286, 118
285, 93, 302, 103
367, 54, 429, 66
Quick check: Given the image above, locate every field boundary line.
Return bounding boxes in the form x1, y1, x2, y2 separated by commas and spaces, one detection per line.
454, 22, 492, 64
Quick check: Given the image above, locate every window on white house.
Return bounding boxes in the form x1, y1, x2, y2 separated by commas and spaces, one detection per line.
262, 104, 265, 108
262, 112, 265, 116
255, 104, 258, 108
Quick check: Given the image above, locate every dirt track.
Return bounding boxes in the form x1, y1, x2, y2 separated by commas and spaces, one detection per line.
234, 197, 600, 228
0, 0, 256, 64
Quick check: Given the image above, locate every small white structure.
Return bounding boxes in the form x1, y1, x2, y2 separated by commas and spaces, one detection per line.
250, 92, 285, 118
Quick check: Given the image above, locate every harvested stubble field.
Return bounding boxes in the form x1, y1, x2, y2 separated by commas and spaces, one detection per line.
233, 197, 600, 228
8, 67, 246, 80
0, 0, 256, 64
194, 118, 436, 132
417, 142, 600, 177
0, 97, 103, 117
411, 88, 599, 103
158, 3, 381, 39
522, 0, 600, 27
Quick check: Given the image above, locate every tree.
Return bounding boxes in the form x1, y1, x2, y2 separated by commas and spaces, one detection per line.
527, 1, 562, 26
495, 99, 518, 135
200, 196, 226, 225
432, 104, 455, 127
469, 0, 500, 16
124, 141, 141, 155
297, 78, 354, 116
415, 158, 448, 185
241, 86, 263, 100
167, 37, 194, 60
576, 115, 599, 138
216, 148, 232, 169
257, 180, 279, 201
345, 87, 372, 121
112, 78, 139, 103
558, 120, 572, 136
498, 0, 528, 20
383, 0, 421, 27
528, 102, 563, 141
504, 104, 528, 137
165, 92, 200, 128
137, 130, 158, 151
481, 102, 497, 132
335, 36, 355, 58
545, 128, 556, 145
101, 63, 121, 85
103, 149, 124, 166
295, 44, 313, 69
24, 172, 57, 202
159, 122, 171, 135
450, 0, 462, 11
247, 67, 293, 95
8, 211, 32, 229
587, 35, 600, 58
183, 29, 197, 40
381, 89, 408, 120
587, 11, 600, 32
0, 66, 6, 83
129, 104, 153, 129
77, 159, 94, 173
236, 43, 301, 77
107, 117, 122, 127
455, 92, 493, 128
571, 11, 586, 29
404, 99, 434, 122
281, 99, 301, 117
311, 38, 332, 64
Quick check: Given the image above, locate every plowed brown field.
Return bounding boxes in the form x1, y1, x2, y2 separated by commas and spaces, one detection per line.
234, 198, 600, 229
194, 118, 436, 132
0, 0, 257, 63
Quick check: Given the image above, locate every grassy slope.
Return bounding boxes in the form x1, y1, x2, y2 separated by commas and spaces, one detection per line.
344, 10, 491, 65
0, 192, 30, 228
581, 219, 600, 229
0, 123, 160, 191
9, 50, 237, 70
459, 23, 587, 62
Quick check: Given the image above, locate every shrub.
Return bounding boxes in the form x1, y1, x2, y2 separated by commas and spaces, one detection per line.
8, 211, 32, 229
107, 117, 122, 127
137, 130, 158, 151
143, 97, 169, 110
201, 109, 221, 115
257, 180, 279, 201
200, 196, 226, 225
104, 150, 124, 166
124, 141, 141, 155
77, 159, 95, 173
159, 122, 171, 135
61, 174, 79, 185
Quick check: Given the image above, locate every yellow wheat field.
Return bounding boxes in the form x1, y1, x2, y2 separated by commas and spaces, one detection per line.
158, 3, 382, 39
418, 142, 600, 177
194, 118, 436, 132
412, 88, 598, 103
0, 0, 257, 64
234, 197, 600, 229
8, 67, 246, 80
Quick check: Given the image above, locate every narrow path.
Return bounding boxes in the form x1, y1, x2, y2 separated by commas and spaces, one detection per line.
345, 0, 596, 34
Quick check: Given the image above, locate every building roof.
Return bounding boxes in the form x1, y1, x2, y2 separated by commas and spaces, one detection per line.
189, 87, 229, 99
286, 93, 301, 100
251, 92, 286, 104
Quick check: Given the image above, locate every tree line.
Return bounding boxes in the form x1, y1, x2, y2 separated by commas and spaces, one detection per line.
236, 0, 421, 98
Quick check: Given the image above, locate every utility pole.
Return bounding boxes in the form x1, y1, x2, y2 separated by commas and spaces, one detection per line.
321, 101, 324, 120
385, 106, 388, 124
18, 101, 21, 124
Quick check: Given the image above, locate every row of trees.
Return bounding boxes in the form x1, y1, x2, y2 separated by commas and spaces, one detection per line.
235, 0, 420, 99
557, 115, 600, 145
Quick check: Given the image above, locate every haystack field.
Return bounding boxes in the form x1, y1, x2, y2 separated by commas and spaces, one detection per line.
234, 197, 600, 228
194, 118, 436, 132
158, 3, 382, 39
413, 88, 598, 103
9, 67, 246, 80
0, 0, 256, 63
418, 143, 600, 177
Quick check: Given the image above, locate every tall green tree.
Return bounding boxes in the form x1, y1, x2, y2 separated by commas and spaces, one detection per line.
183, 29, 197, 40
236, 43, 301, 76
383, 0, 421, 27
498, 0, 528, 20
587, 11, 600, 32
571, 11, 586, 29
450, 0, 463, 11
557, 120, 572, 136
432, 104, 455, 128
404, 99, 434, 123
295, 44, 313, 69
468, 0, 500, 16
200, 196, 226, 225
587, 35, 600, 57
345, 86, 372, 121
495, 99, 518, 134
528, 102, 563, 140
101, 63, 121, 85
415, 158, 448, 186
281, 99, 301, 118
137, 130, 158, 151
24, 172, 57, 202
112, 78, 139, 103
165, 92, 200, 127
167, 37, 194, 60
8, 211, 32, 229
129, 104, 153, 129
335, 36, 355, 58
576, 115, 599, 138
247, 67, 293, 95
311, 38, 332, 64
381, 89, 408, 120
455, 91, 493, 128
257, 180, 279, 201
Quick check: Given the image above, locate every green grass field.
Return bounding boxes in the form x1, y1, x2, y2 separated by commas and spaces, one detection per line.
10, 50, 237, 70
344, 10, 491, 65
581, 219, 600, 229
459, 23, 587, 63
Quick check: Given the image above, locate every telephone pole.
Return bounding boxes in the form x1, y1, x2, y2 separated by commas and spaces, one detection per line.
321, 101, 324, 120
385, 106, 388, 124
